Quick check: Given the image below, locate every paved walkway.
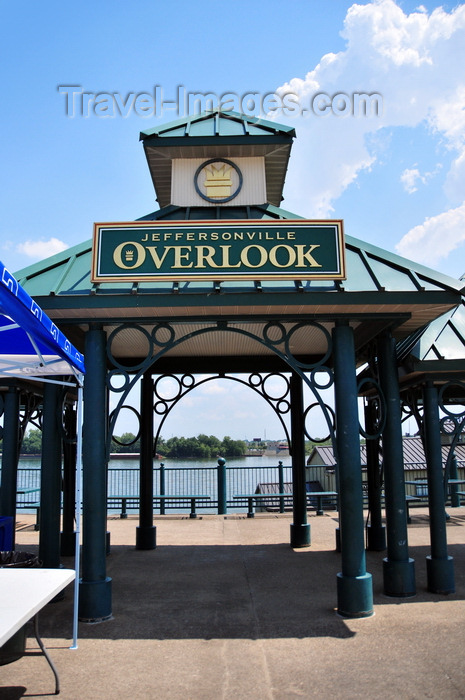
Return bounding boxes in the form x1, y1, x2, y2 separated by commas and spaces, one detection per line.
1, 508, 465, 699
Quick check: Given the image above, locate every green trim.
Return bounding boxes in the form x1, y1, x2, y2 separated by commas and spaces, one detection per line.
142, 134, 293, 148
32, 289, 459, 311
140, 109, 296, 140
345, 235, 464, 293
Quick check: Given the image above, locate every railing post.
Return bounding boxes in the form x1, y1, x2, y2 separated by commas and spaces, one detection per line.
278, 461, 285, 513
217, 457, 227, 515
159, 462, 166, 515
450, 455, 460, 508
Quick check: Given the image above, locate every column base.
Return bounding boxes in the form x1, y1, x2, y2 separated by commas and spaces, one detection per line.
136, 525, 157, 550
60, 531, 76, 557
366, 524, 386, 551
290, 523, 311, 548
336, 572, 373, 618
79, 577, 112, 622
426, 555, 454, 594
383, 557, 416, 597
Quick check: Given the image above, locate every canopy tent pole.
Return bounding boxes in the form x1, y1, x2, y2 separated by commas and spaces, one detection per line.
70, 377, 84, 649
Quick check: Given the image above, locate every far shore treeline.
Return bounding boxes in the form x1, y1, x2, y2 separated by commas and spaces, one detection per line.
14, 429, 248, 459
1, 430, 331, 459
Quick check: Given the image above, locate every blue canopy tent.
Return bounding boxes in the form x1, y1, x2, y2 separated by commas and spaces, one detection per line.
0, 260, 85, 648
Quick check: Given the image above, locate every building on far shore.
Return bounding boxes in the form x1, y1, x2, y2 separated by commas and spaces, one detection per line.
306, 435, 465, 495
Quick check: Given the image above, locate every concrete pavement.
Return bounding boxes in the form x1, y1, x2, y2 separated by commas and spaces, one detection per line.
1, 508, 465, 699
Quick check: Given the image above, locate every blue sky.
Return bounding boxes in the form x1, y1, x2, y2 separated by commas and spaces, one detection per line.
1, 0, 464, 441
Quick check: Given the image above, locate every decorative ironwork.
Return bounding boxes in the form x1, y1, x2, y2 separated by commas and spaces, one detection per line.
105, 319, 337, 456
357, 378, 386, 440
439, 381, 465, 485
152, 372, 292, 450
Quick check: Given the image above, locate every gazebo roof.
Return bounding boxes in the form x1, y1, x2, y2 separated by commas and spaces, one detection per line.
13, 202, 464, 372
11, 110, 465, 373
140, 110, 295, 208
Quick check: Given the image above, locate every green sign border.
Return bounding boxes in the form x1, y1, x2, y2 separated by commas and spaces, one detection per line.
91, 220, 346, 282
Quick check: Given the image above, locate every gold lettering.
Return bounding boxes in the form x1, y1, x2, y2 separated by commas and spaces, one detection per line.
198, 232, 207, 241
240, 245, 267, 268
173, 246, 193, 268
287, 231, 296, 239
186, 233, 194, 241
146, 246, 173, 268
151, 233, 160, 241
295, 244, 321, 267
141, 233, 148, 242
269, 245, 296, 268
113, 242, 146, 269
219, 245, 241, 268
196, 245, 218, 268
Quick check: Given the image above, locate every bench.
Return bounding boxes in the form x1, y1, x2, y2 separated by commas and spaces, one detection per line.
234, 493, 291, 518
405, 495, 423, 523
16, 488, 41, 530
107, 494, 211, 519
234, 491, 337, 518
306, 491, 338, 515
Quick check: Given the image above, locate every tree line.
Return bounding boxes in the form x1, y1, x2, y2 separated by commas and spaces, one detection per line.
15, 429, 247, 459
111, 433, 247, 458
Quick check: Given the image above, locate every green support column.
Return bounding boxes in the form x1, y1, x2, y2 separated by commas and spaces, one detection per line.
332, 322, 373, 618
378, 331, 415, 597
0, 386, 20, 547
290, 372, 310, 548
61, 404, 77, 556
423, 382, 454, 593
137, 371, 156, 549
365, 401, 386, 551
39, 383, 62, 568
79, 327, 112, 622
217, 458, 227, 515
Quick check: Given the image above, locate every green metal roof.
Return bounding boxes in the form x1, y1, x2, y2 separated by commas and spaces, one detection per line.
140, 110, 295, 208
11, 107, 465, 367
140, 110, 296, 141
14, 205, 464, 345
398, 292, 465, 363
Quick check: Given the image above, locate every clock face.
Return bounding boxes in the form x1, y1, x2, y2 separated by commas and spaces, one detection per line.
194, 158, 243, 203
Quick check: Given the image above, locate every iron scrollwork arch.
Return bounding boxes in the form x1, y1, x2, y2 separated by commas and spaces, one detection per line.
152, 372, 292, 449
105, 319, 337, 456
438, 380, 465, 489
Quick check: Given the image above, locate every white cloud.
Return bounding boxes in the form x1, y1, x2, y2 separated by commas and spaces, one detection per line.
400, 164, 438, 193
16, 237, 68, 260
274, 0, 465, 233
400, 167, 423, 193
396, 200, 465, 264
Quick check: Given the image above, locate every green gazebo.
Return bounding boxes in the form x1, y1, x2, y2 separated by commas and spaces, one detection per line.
2, 110, 464, 623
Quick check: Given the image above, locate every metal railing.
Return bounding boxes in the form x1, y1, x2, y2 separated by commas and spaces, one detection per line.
14, 461, 295, 515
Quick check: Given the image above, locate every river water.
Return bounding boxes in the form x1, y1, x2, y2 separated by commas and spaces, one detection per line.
16, 454, 293, 515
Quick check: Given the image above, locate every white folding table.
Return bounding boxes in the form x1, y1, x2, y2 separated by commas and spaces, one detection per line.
0, 568, 75, 694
